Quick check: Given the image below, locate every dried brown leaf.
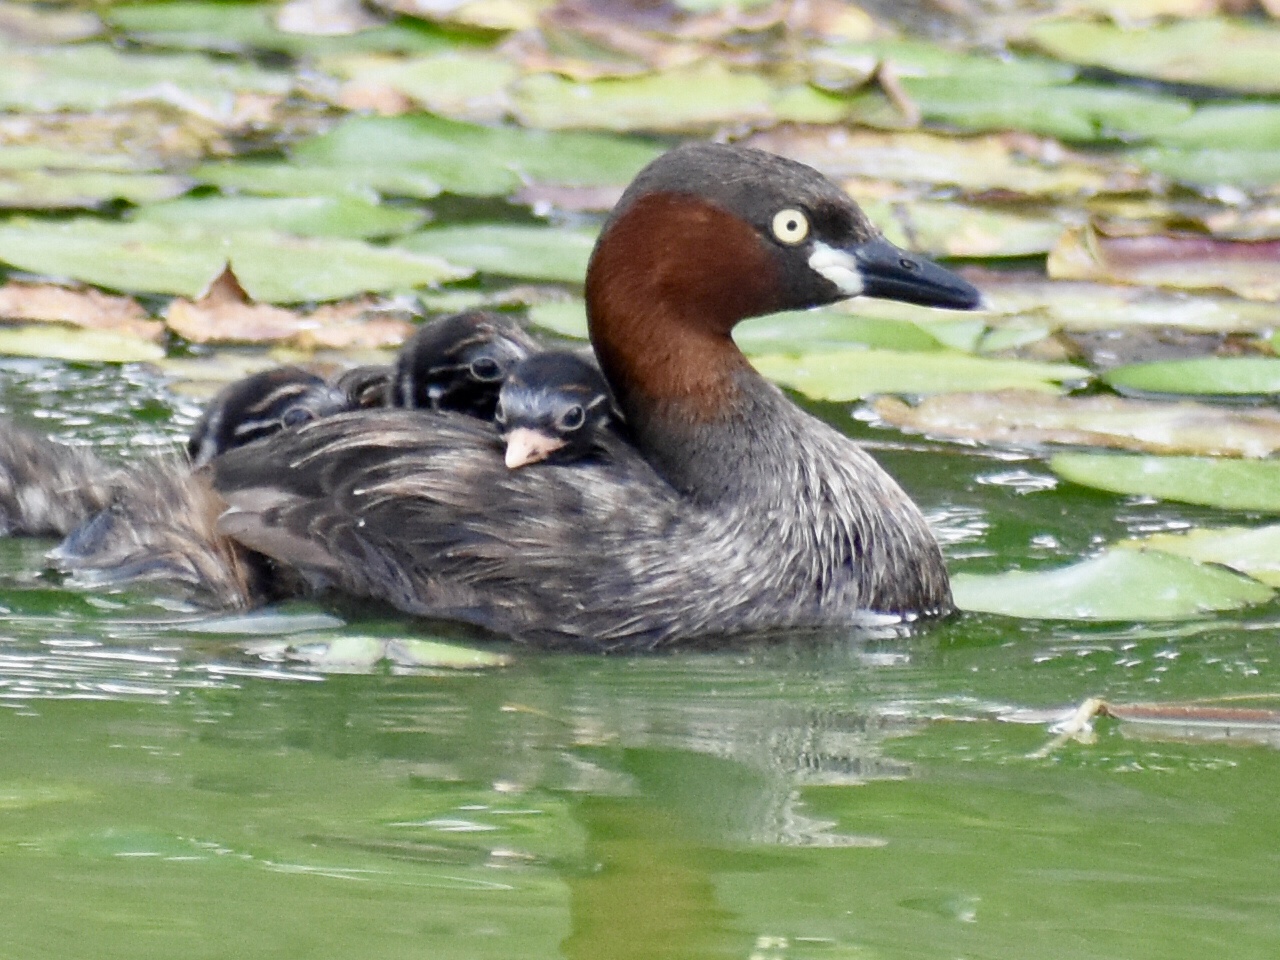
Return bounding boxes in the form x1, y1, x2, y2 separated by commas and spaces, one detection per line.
1049, 226, 1280, 301
0, 281, 160, 342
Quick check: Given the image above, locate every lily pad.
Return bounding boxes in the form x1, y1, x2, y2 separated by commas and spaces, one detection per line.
1130, 525, 1280, 587
974, 273, 1280, 333
0, 170, 190, 210
527, 299, 589, 338
1049, 227, 1280, 301
813, 39, 1076, 88
399, 224, 597, 282
952, 548, 1272, 620
1030, 19, 1280, 95
134, 195, 424, 240
332, 50, 518, 123
1158, 104, 1280, 151
0, 44, 291, 113
0, 324, 164, 363
1130, 147, 1280, 192
107, 2, 453, 57
0, 220, 469, 303
1051, 453, 1280, 512
744, 127, 1115, 198
1104, 357, 1280, 397
862, 199, 1065, 259
511, 62, 844, 132
195, 116, 660, 201
875, 390, 1280, 457
887, 78, 1193, 143
753, 348, 1085, 400
526, 300, 950, 353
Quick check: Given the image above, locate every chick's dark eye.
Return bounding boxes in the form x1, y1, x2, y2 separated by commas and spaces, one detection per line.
282, 408, 315, 427
559, 405, 585, 431
470, 357, 503, 381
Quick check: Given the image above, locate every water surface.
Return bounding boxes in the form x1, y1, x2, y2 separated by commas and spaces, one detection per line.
2, 361, 1278, 960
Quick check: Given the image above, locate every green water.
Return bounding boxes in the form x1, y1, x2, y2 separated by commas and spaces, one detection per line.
2, 361, 1279, 959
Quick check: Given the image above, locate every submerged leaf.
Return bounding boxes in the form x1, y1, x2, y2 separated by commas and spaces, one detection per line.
875, 390, 1280, 457
952, 549, 1272, 620
1052, 453, 1280, 512
753, 349, 1085, 400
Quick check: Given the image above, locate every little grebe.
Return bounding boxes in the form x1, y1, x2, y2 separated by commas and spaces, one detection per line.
496, 351, 618, 469
205, 143, 982, 649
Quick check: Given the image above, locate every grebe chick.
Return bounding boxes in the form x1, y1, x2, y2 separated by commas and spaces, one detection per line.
187, 366, 350, 466
389, 310, 538, 417
496, 352, 618, 469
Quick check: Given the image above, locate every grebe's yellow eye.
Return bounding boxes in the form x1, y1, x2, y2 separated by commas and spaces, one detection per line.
771, 208, 809, 245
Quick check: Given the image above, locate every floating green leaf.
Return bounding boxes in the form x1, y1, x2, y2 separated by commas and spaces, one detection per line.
1052, 453, 1280, 512
331, 51, 517, 122
0, 170, 190, 209
511, 63, 844, 132
527, 300, 588, 339
1129, 525, 1280, 588
746, 127, 1113, 198
862, 199, 1065, 258
526, 300, 950, 352
1130, 147, 1280, 192
399, 224, 597, 282
753, 348, 1085, 400
0, 44, 290, 112
888, 78, 1192, 142
815, 39, 1077, 87
134, 195, 424, 240
1158, 104, 1280, 151
952, 548, 1272, 620
1104, 357, 1280, 396
736, 310, 946, 354
107, 2, 454, 57
1030, 19, 1280, 95
194, 116, 659, 202
0, 220, 469, 303
296, 115, 661, 193
0, 324, 164, 363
